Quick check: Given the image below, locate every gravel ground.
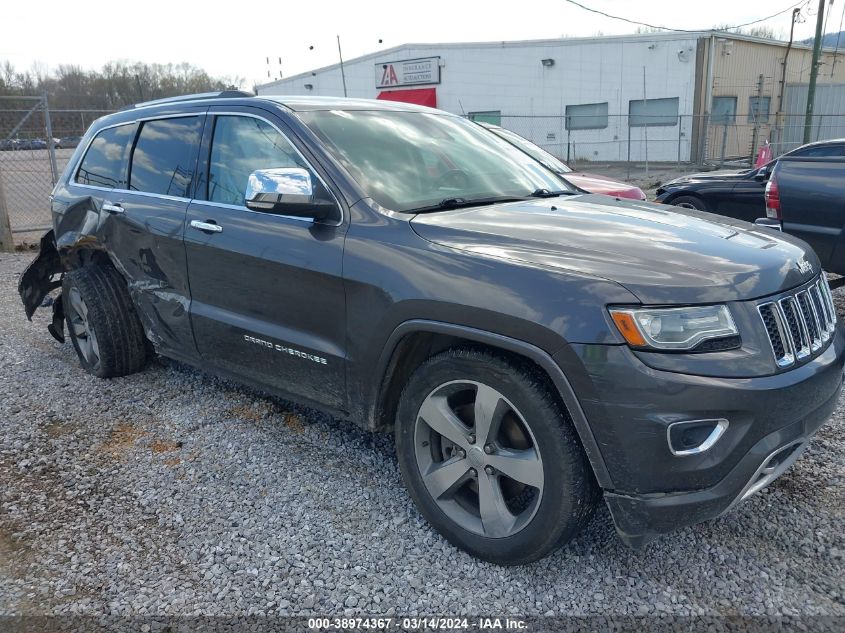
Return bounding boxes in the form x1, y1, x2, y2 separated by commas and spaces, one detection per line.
0, 252, 843, 618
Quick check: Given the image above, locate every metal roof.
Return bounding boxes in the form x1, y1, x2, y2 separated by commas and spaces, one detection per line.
258, 30, 837, 91
258, 95, 441, 112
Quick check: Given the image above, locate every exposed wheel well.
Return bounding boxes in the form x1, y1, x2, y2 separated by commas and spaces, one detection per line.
375, 332, 461, 432
61, 245, 111, 271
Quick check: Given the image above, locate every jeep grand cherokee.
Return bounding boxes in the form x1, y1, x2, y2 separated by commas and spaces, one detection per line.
19, 92, 845, 565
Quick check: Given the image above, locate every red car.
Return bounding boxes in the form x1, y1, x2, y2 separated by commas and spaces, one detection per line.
479, 122, 646, 201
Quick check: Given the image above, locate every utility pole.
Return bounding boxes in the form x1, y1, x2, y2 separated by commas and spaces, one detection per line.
804, 0, 826, 144
778, 8, 802, 115
337, 35, 348, 97
642, 66, 649, 178
774, 8, 801, 153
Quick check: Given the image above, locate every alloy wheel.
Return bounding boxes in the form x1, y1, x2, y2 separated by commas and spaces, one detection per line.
413, 380, 544, 538
67, 286, 100, 366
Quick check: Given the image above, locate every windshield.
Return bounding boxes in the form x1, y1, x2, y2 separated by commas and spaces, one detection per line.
487, 126, 573, 174
298, 109, 572, 212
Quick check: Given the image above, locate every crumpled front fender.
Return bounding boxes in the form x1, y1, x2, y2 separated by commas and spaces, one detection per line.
18, 230, 67, 343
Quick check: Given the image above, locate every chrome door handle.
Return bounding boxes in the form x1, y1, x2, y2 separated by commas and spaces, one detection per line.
102, 202, 124, 214
190, 220, 223, 233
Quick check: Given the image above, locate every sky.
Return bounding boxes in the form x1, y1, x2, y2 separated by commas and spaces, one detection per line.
2, 0, 840, 88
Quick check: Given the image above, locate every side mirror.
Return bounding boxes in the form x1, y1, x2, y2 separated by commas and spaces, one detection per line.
245, 167, 338, 221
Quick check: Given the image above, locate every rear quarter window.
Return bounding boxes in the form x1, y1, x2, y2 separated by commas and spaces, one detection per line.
129, 117, 203, 198
75, 123, 136, 189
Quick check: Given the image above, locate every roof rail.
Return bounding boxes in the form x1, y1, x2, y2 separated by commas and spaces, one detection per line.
120, 90, 254, 111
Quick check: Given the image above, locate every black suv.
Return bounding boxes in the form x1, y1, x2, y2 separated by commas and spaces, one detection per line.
19, 92, 845, 565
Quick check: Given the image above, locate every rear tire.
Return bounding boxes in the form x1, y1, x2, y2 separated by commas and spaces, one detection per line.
671, 195, 708, 211
395, 348, 598, 565
62, 265, 149, 378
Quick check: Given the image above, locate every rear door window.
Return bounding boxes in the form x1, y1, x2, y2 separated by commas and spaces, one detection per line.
129, 117, 203, 198
75, 123, 136, 189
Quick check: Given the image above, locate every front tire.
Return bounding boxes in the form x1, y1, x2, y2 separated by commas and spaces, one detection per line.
395, 349, 598, 565
671, 195, 708, 211
62, 265, 149, 378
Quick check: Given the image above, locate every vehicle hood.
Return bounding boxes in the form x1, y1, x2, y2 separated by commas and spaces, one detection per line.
661, 170, 749, 187
409, 195, 819, 305
564, 172, 646, 200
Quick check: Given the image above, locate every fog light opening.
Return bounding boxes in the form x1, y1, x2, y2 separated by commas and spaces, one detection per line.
667, 419, 729, 456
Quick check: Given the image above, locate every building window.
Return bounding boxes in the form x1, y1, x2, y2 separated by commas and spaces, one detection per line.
749, 96, 771, 123
468, 111, 501, 126
711, 96, 737, 125
565, 102, 609, 130
629, 97, 680, 127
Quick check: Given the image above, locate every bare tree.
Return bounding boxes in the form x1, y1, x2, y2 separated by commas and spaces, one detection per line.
0, 60, 243, 108
711, 24, 785, 40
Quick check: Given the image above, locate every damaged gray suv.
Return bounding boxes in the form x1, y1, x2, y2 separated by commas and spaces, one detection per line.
19, 92, 845, 564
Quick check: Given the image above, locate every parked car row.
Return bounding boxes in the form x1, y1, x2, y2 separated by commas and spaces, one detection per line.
476, 122, 647, 200
655, 140, 845, 221
657, 138, 845, 275
470, 127, 845, 270
0, 136, 82, 151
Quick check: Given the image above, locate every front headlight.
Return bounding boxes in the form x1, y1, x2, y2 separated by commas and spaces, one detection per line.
609, 305, 739, 351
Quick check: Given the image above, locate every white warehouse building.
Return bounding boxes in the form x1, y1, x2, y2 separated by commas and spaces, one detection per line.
258, 32, 845, 165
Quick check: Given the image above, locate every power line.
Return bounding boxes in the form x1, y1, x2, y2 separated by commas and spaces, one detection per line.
561, 0, 810, 34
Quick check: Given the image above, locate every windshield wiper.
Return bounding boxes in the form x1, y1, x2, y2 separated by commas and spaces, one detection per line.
409, 196, 528, 213
408, 190, 574, 213
529, 188, 572, 198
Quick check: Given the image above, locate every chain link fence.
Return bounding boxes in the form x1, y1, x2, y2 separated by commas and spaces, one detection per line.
496, 112, 845, 174
0, 95, 114, 248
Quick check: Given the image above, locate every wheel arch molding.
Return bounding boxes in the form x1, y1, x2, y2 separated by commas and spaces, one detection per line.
371, 319, 612, 489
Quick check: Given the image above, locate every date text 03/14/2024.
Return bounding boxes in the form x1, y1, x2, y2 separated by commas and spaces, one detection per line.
307, 617, 527, 630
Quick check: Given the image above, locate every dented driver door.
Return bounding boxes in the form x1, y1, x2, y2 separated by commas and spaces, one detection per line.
108, 113, 206, 360
57, 111, 205, 362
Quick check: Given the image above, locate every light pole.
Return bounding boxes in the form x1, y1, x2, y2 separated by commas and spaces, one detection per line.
336, 36, 348, 97
308, 39, 383, 97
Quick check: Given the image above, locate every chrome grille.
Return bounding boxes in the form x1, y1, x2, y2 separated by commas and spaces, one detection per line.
796, 290, 821, 350
758, 275, 837, 368
819, 276, 838, 334
778, 297, 809, 359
